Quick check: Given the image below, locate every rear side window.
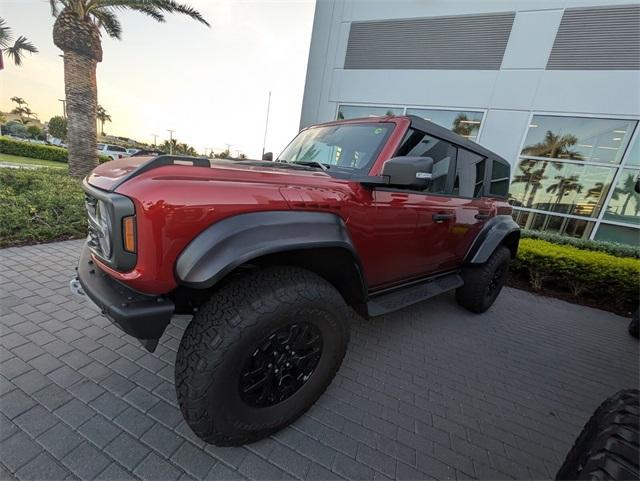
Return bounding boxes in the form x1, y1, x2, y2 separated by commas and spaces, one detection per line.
396, 128, 457, 194
453, 149, 486, 198
489, 160, 510, 198
109, 145, 127, 152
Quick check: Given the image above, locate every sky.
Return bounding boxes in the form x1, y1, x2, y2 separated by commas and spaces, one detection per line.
0, 0, 316, 157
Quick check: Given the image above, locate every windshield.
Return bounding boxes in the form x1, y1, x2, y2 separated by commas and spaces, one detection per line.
277, 123, 393, 174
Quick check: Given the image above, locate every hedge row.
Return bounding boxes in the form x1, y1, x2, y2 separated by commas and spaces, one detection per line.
512, 238, 640, 310
521, 229, 639, 259
0, 167, 86, 247
0, 136, 111, 163
0, 136, 68, 162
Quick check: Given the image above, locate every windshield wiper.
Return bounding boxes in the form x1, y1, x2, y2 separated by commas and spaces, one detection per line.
292, 160, 329, 171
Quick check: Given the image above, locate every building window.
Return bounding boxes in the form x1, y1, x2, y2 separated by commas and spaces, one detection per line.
406, 108, 483, 141
625, 136, 639, 167
513, 209, 595, 239
337, 105, 403, 120
509, 159, 615, 217
521, 115, 636, 164
603, 169, 640, 225
594, 224, 640, 245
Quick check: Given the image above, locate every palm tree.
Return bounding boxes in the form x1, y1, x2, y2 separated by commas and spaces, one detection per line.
546, 174, 583, 212
522, 131, 582, 160
10, 96, 37, 123
96, 105, 111, 136
49, 1, 209, 178
0, 18, 37, 68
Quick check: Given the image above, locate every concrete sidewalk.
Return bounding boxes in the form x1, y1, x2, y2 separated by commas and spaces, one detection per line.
1, 240, 638, 480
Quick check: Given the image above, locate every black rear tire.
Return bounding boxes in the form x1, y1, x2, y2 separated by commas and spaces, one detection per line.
629, 309, 638, 339
455, 245, 511, 314
556, 389, 639, 480
175, 266, 350, 446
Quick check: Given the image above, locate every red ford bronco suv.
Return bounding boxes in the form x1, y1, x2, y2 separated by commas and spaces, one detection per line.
71, 115, 520, 445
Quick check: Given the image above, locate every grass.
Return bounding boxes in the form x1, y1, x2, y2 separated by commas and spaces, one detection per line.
0, 153, 66, 169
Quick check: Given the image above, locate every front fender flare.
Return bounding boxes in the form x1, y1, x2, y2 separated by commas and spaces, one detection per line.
465, 215, 520, 264
175, 211, 359, 289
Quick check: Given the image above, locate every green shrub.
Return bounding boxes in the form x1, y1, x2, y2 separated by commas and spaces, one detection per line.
512, 238, 640, 309
0, 168, 86, 247
521, 229, 639, 259
0, 136, 68, 162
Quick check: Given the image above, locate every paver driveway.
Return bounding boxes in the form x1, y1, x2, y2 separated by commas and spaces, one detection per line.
1, 240, 638, 481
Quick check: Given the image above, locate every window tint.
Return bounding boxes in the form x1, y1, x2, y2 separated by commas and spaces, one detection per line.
396, 129, 456, 194
453, 149, 486, 198
109, 145, 127, 152
490, 160, 510, 197
97, 144, 105, 150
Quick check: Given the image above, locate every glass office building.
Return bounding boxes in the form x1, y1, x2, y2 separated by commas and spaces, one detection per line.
300, 1, 640, 245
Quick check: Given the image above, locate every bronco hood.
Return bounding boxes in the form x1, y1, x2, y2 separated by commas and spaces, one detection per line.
86, 155, 331, 192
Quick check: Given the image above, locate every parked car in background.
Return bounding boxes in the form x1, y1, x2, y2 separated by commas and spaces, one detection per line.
97, 143, 129, 160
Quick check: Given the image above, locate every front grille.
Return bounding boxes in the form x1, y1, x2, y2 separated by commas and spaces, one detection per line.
85, 194, 104, 257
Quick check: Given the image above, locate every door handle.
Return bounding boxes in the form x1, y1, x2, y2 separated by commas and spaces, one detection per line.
432, 213, 454, 222
475, 213, 491, 220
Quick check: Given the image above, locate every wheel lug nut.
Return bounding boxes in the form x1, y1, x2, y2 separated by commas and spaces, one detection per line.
285, 345, 290, 350
275, 369, 279, 373
267, 363, 272, 368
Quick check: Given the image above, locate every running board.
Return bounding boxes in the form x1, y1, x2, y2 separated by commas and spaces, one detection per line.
367, 272, 463, 317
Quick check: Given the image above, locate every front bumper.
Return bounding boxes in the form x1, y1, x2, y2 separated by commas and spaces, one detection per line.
71, 243, 174, 352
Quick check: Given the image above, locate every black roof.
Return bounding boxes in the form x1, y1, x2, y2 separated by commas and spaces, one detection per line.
405, 115, 509, 167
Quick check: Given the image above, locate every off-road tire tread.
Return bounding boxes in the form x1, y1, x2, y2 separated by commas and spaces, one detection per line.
455, 245, 511, 314
556, 389, 639, 480
175, 266, 350, 446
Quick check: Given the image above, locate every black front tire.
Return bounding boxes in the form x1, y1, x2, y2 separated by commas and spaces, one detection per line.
175, 266, 350, 446
556, 389, 639, 480
456, 245, 511, 314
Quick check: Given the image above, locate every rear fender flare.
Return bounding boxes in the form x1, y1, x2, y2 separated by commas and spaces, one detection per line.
175, 211, 364, 290
465, 215, 520, 264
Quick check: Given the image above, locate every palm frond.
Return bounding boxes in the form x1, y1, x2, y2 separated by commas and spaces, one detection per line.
92, 8, 123, 38
4, 36, 38, 66
96, 0, 209, 26
0, 17, 13, 48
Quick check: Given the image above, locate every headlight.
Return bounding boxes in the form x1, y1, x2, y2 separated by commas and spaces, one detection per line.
95, 200, 112, 257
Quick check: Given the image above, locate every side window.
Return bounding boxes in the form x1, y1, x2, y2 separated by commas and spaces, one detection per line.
396, 129, 456, 194
453, 149, 486, 198
109, 145, 127, 152
489, 159, 510, 198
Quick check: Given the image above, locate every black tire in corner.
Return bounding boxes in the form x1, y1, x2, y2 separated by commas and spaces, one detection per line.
629, 309, 639, 339
455, 245, 511, 314
556, 389, 639, 480
175, 266, 351, 446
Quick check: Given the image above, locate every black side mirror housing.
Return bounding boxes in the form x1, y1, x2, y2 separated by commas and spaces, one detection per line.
262, 152, 273, 161
381, 156, 434, 189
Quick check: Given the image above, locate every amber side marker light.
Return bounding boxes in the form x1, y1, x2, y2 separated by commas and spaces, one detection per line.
123, 216, 136, 253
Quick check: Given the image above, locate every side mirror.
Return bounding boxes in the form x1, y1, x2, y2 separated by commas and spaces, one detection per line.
262, 152, 273, 161
382, 156, 434, 189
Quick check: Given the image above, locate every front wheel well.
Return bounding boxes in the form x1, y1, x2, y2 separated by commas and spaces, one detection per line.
172, 247, 368, 317
502, 230, 521, 258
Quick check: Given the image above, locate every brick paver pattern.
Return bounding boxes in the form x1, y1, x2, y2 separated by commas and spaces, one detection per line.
1, 240, 638, 480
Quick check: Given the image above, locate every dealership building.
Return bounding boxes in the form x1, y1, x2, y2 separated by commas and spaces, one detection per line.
300, 0, 639, 245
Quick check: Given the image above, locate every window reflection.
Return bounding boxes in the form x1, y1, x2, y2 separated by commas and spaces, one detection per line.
510, 159, 615, 217
337, 105, 403, 120
603, 169, 640, 225
406, 108, 483, 141
625, 136, 639, 167
521, 115, 636, 164
513, 209, 595, 239
594, 224, 640, 246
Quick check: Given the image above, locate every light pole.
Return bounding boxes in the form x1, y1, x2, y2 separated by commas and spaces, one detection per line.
167, 129, 175, 154
151, 133, 158, 146
262, 91, 271, 159
58, 99, 67, 118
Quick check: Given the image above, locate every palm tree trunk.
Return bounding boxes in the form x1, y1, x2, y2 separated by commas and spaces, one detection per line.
64, 50, 98, 178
